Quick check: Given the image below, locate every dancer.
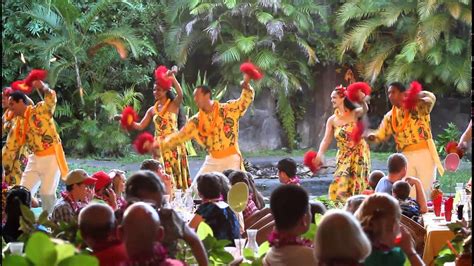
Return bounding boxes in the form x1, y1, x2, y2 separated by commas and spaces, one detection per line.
312, 85, 370, 202
2, 87, 33, 185
367, 82, 443, 196
2, 81, 69, 214
154, 72, 254, 179
123, 67, 191, 190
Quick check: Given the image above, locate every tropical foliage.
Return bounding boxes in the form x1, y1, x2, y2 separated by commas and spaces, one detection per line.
337, 0, 472, 94
161, 0, 334, 149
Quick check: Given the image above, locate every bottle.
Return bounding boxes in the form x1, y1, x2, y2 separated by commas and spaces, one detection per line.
245, 229, 259, 256
184, 189, 194, 212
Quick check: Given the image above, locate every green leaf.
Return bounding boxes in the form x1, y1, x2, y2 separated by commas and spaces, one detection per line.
301, 223, 317, 241
37, 210, 50, 225
197, 221, 214, 240
236, 36, 257, 54
243, 247, 255, 260
223, 0, 236, 9
257, 241, 270, 258
55, 243, 76, 264
2, 255, 31, 266
211, 249, 234, 264
256, 11, 273, 25
20, 204, 36, 226
52, 0, 81, 26
397, 42, 418, 63
190, 3, 212, 16
58, 254, 99, 266
25, 232, 57, 266
446, 38, 465, 55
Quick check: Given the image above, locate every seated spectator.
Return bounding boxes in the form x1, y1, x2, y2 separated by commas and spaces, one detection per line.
189, 173, 241, 243
246, 172, 266, 209
263, 185, 315, 265
140, 159, 173, 197
310, 201, 327, 221
228, 170, 259, 219
119, 202, 185, 265
92, 171, 118, 210
355, 193, 423, 266
277, 158, 300, 185
343, 195, 367, 214
363, 170, 385, 195
79, 203, 128, 265
124, 170, 207, 266
2, 185, 32, 242
51, 169, 97, 224
375, 153, 407, 194
392, 180, 427, 223
109, 169, 127, 210
222, 169, 235, 178
314, 209, 371, 265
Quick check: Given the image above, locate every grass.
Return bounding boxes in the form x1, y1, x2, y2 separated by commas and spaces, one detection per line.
438, 168, 471, 194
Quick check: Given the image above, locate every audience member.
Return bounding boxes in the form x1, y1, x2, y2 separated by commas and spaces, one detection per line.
355, 193, 424, 266
277, 158, 300, 185
222, 169, 235, 178
140, 159, 173, 196
119, 202, 185, 265
2, 185, 32, 242
344, 195, 368, 214
51, 169, 96, 224
92, 171, 117, 210
228, 170, 259, 219
310, 201, 327, 222
314, 209, 371, 265
246, 172, 266, 209
361, 170, 385, 196
263, 185, 315, 265
189, 173, 241, 243
124, 170, 208, 266
375, 153, 407, 194
79, 203, 127, 265
392, 180, 426, 223
110, 169, 127, 209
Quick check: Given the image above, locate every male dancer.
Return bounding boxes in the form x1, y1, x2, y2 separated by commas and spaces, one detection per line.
2, 80, 69, 213
367, 82, 443, 196
154, 73, 254, 178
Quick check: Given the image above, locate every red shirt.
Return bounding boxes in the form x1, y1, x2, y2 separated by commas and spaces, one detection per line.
93, 242, 128, 266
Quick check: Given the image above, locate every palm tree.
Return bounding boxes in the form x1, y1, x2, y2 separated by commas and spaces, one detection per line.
337, 0, 471, 93
162, 0, 329, 149
25, 0, 154, 102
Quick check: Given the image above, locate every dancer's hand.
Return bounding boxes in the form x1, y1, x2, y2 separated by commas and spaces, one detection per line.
113, 114, 122, 121
457, 141, 468, 151
243, 73, 250, 84
365, 133, 376, 142
312, 154, 324, 168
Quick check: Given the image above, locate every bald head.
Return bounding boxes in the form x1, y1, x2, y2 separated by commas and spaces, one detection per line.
78, 203, 116, 244
120, 202, 163, 256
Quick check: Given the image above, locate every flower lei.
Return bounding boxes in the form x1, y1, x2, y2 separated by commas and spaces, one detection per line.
127, 243, 168, 266
334, 108, 350, 119
268, 230, 313, 248
154, 99, 171, 116
286, 176, 300, 185
198, 101, 220, 137
60, 191, 81, 214
15, 106, 32, 145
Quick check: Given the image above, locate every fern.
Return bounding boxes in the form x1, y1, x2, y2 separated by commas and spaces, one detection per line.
276, 90, 296, 150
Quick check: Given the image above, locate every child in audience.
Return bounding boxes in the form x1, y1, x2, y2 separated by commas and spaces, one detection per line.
189, 173, 241, 243
228, 170, 259, 219
355, 193, 424, 266
344, 194, 368, 214
263, 185, 315, 265
392, 180, 425, 223
109, 169, 127, 209
363, 170, 385, 195
277, 158, 300, 185
314, 209, 371, 265
140, 159, 173, 197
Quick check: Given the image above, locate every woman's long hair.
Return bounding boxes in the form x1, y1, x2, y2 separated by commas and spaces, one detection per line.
4, 186, 32, 241
165, 90, 186, 129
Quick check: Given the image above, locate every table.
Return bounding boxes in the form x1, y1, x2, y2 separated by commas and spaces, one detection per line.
421, 212, 455, 265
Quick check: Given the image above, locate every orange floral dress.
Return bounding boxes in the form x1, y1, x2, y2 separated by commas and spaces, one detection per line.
153, 104, 191, 190
328, 122, 370, 202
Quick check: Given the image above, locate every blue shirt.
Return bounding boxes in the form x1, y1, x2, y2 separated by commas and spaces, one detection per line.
374, 177, 393, 194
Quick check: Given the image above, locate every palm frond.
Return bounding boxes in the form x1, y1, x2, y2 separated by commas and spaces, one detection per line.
54, 101, 74, 118
417, 0, 439, 20
204, 20, 221, 45
235, 35, 257, 54
446, 1, 462, 19
190, 3, 213, 16
24, 4, 63, 32
213, 44, 241, 64
446, 37, 465, 55
48, 59, 75, 87
364, 41, 397, 83
418, 13, 451, 51
276, 90, 296, 150
255, 11, 273, 25
51, 0, 81, 26
425, 45, 443, 65
223, 0, 237, 9
79, 0, 129, 32
336, 2, 380, 28
295, 36, 318, 65
396, 41, 418, 63
347, 17, 384, 54
254, 49, 278, 70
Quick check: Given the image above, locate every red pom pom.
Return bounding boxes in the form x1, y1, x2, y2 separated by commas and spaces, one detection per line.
11, 80, 33, 95
133, 132, 155, 154
403, 81, 422, 110
24, 69, 48, 86
303, 150, 320, 173
346, 82, 371, 102
445, 141, 464, 159
240, 62, 264, 80
349, 120, 365, 144
120, 106, 138, 130
154, 66, 172, 90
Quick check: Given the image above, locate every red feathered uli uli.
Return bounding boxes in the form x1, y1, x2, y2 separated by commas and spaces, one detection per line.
303, 150, 319, 174
120, 106, 138, 130
154, 66, 172, 90
11, 80, 33, 95
24, 69, 48, 86
403, 81, 422, 111
133, 132, 155, 154
240, 62, 264, 80
349, 120, 365, 144
346, 82, 371, 102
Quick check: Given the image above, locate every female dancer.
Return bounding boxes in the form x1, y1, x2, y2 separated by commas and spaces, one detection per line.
313, 85, 370, 202
127, 70, 191, 190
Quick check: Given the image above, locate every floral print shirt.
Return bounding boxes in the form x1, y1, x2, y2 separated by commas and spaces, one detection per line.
2, 89, 63, 177
372, 91, 436, 151
160, 85, 254, 153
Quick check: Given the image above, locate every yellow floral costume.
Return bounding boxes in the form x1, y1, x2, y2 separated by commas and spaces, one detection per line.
159, 85, 254, 167
2, 110, 30, 185
153, 101, 191, 190
328, 122, 370, 202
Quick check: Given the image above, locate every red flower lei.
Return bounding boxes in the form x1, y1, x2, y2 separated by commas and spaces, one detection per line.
126, 243, 168, 266
60, 191, 81, 214
268, 230, 313, 248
